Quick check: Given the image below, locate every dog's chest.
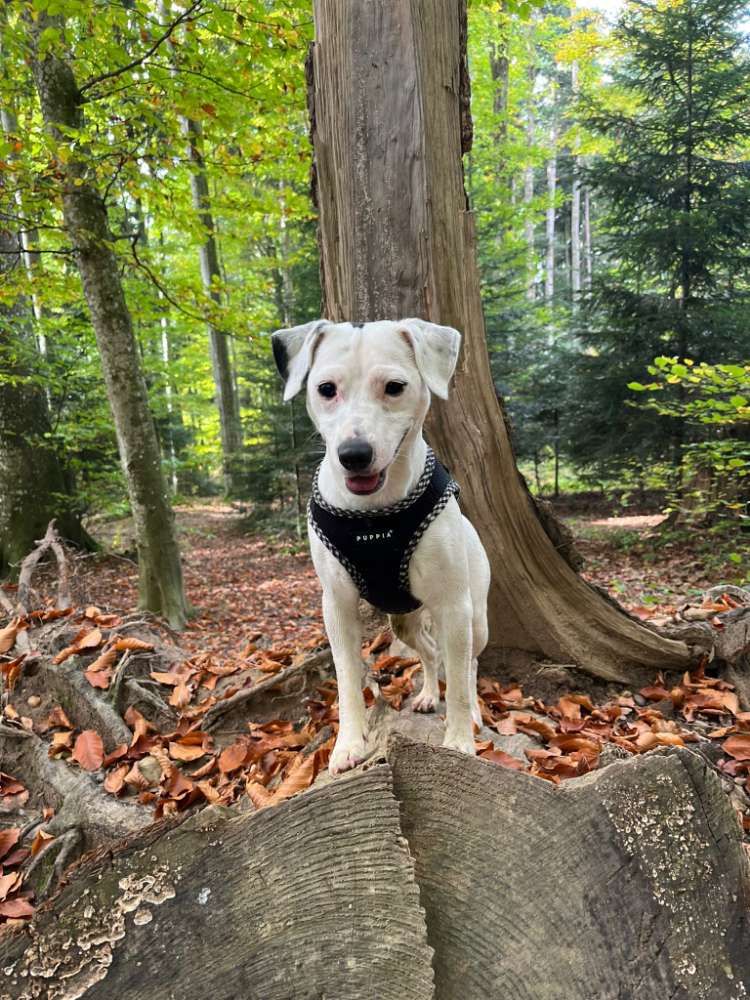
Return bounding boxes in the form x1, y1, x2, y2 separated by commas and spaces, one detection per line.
308, 451, 458, 615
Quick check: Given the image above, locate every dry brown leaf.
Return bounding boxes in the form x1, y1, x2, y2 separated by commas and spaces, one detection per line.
113, 636, 154, 652
275, 754, 316, 802
0, 897, 35, 918
87, 648, 118, 674
169, 680, 192, 708
71, 730, 104, 771
150, 671, 183, 686
30, 828, 55, 857
246, 780, 275, 810
0, 828, 20, 862
219, 739, 250, 774
723, 734, 750, 761
168, 742, 206, 762
85, 667, 112, 689
0, 618, 20, 654
104, 764, 129, 796
0, 873, 22, 902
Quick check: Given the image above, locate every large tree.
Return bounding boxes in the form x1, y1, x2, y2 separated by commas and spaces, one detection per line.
29, 11, 189, 628
308, 0, 690, 681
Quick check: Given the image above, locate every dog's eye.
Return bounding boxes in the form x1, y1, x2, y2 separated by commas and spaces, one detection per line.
384, 381, 406, 397
317, 382, 337, 399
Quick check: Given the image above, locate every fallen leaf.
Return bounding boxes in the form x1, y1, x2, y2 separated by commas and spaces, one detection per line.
87, 648, 118, 674
168, 742, 206, 762
0, 828, 20, 862
71, 730, 104, 771
0, 898, 34, 918
275, 754, 317, 802
723, 734, 750, 761
0, 873, 22, 902
219, 739, 250, 774
113, 636, 154, 652
30, 828, 55, 857
0, 618, 20, 654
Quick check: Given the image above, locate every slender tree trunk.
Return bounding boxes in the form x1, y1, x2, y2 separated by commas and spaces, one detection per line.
309, 0, 690, 680
583, 186, 592, 290
0, 217, 88, 574
570, 62, 581, 305
30, 16, 188, 628
523, 62, 536, 302
184, 118, 243, 496
545, 119, 557, 306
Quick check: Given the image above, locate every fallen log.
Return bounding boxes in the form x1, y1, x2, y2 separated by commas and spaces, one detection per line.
1, 738, 748, 999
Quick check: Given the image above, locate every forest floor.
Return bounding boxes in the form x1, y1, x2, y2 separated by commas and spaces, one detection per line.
2, 498, 749, 932
21, 498, 745, 660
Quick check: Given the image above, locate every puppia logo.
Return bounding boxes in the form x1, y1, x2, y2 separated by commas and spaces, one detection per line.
356, 530, 394, 542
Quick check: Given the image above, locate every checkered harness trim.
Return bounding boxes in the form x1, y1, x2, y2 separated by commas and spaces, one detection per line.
307, 448, 459, 607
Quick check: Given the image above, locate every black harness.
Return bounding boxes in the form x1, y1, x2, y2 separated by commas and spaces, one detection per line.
308, 449, 459, 615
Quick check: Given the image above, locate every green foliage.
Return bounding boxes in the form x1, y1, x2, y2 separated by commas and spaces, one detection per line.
0, 0, 320, 520
630, 357, 750, 522
568, 0, 750, 480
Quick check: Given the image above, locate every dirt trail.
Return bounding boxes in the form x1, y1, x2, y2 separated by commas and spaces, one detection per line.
9, 503, 740, 657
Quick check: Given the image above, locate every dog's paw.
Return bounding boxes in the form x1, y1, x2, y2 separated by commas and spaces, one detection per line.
329, 734, 368, 775
442, 730, 477, 757
471, 701, 483, 729
411, 689, 438, 713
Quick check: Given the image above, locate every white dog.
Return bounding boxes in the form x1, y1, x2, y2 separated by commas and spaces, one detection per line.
272, 319, 491, 775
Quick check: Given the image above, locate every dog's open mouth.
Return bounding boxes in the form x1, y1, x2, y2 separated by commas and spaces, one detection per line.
345, 470, 385, 495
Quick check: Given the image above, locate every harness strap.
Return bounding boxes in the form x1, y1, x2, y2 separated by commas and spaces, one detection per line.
308, 449, 459, 615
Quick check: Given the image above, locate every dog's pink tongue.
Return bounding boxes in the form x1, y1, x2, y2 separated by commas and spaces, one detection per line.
346, 473, 380, 494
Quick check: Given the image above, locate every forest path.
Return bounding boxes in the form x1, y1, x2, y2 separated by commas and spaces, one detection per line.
20, 502, 740, 658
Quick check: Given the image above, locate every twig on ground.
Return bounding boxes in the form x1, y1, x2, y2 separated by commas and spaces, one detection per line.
16, 521, 70, 614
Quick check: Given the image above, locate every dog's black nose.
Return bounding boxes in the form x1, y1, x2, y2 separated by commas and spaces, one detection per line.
338, 438, 374, 473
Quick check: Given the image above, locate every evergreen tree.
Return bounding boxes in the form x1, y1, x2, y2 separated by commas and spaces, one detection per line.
569, 0, 750, 480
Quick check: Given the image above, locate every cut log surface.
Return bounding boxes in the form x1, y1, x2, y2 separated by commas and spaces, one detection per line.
388, 737, 750, 1000
0, 766, 434, 1000
3, 738, 750, 999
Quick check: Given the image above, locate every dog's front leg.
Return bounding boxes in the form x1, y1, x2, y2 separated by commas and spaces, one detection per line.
434, 597, 476, 756
322, 588, 369, 775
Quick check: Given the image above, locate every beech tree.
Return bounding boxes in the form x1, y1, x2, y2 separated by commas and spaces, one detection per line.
308, 0, 691, 682
29, 12, 188, 628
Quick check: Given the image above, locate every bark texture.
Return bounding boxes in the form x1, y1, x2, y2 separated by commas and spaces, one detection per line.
0, 222, 86, 575
2, 739, 748, 999
29, 18, 188, 628
388, 737, 750, 1000
0, 767, 435, 1000
308, 0, 690, 680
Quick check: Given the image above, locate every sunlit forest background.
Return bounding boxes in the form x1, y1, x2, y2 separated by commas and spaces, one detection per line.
1, 0, 748, 553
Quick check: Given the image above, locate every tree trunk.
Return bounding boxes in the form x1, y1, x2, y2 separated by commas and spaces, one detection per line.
183, 118, 243, 497
523, 62, 536, 302
30, 16, 188, 628
583, 185, 593, 290
570, 62, 581, 304
545, 119, 557, 305
0, 193, 88, 573
308, 0, 690, 680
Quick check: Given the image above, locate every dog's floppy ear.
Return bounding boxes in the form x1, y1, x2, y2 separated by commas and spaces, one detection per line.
271, 320, 328, 401
400, 318, 461, 400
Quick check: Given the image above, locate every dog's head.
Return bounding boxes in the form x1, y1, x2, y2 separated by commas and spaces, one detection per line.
271, 319, 460, 496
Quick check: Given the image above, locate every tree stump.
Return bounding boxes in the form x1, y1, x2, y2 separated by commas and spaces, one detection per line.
2, 739, 749, 999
